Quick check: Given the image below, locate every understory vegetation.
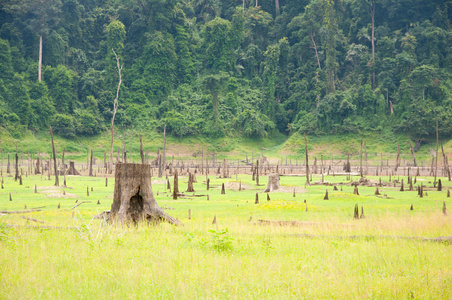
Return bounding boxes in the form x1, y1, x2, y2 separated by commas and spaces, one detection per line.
0, 0, 451, 140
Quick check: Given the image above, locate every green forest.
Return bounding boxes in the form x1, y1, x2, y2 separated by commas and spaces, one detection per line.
0, 0, 451, 142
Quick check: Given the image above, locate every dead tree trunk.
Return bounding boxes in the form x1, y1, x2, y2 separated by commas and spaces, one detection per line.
14, 150, 19, 181
256, 160, 259, 186
163, 124, 166, 171
263, 173, 280, 193
139, 134, 144, 164
62, 149, 67, 187
89, 149, 94, 177
359, 139, 363, 177
434, 120, 439, 186
410, 140, 417, 167
109, 49, 122, 174
304, 133, 310, 186
395, 144, 400, 172
109, 163, 181, 225
173, 171, 179, 200
50, 126, 59, 186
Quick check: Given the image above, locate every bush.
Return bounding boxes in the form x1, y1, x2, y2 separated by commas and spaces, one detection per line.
51, 114, 76, 139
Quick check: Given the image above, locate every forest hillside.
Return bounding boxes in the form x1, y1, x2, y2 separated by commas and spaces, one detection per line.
0, 0, 451, 143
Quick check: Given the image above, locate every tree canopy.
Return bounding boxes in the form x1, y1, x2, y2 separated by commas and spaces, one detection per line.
0, 0, 451, 139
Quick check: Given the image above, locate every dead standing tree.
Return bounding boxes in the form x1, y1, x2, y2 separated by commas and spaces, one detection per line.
304, 133, 310, 186
109, 49, 123, 174
109, 163, 181, 225
49, 126, 59, 186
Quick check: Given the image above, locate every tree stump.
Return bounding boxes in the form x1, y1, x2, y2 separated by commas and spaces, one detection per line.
375, 187, 380, 195
109, 163, 181, 225
263, 173, 280, 193
353, 204, 359, 219
66, 162, 81, 175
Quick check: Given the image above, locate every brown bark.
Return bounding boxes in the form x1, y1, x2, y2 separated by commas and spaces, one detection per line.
38, 35, 42, 82
139, 134, 144, 164
173, 171, 179, 200
109, 49, 123, 174
89, 149, 93, 177
109, 163, 181, 225
163, 124, 166, 171
304, 133, 310, 186
434, 120, 438, 186
263, 173, 280, 193
409, 140, 417, 167
49, 126, 59, 186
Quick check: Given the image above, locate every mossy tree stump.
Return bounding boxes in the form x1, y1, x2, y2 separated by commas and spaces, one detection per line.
109, 163, 181, 226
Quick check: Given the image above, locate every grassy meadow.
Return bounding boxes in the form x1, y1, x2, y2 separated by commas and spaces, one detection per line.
0, 169, 451, 299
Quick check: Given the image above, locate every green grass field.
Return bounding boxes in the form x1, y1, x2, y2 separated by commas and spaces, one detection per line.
0, 171, 451, 299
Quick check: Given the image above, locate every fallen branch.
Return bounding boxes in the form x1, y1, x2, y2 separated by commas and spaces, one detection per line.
71, 201, 91, 210
257, 219, 354, 227
20, 216, 46, 224
0, 209, 42, 214
294, 233, 452, 244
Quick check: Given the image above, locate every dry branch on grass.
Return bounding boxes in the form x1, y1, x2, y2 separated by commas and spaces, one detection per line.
0, 209, 42, 214
20, 216, 46, 223
71, 201, 91, 210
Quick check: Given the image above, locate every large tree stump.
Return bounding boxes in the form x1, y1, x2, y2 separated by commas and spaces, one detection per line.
109, 163, 181, 226
263, 173, 280, 193
66, 162, 81, 175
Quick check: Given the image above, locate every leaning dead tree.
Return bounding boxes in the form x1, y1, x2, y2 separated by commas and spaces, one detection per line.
109, 49, 123, 174
109, 163, 181, 225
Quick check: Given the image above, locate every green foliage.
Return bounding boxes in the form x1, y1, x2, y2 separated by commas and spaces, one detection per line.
51, 113, 76, 138
0, 0, 451, 141
206, 228, 233, 252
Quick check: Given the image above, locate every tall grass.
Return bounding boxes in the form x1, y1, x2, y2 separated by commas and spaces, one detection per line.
0, 172, 451, 298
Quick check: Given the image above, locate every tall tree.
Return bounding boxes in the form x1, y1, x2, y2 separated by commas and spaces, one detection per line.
5, 0, 62, 82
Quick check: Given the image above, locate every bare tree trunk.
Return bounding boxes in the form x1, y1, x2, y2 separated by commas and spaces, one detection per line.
38, 35, 42, 82
310, 31, 321, 70
14, 146, 18, 181
139, 134, 144, 164
360, 139, 363, 177
364, 141, 368, 175
89, 149, 93, 177
163, 124, 166, 171
32, 129, 35, 174
434, 120, 439, 186
370, 2, 375, 90
49, 126, 59, 186
109, 49, 123, 174
62, 149, 66, 187
395, 144, 400, 171
304, 133, 310, 186
275, 0, 280, 16
409, 140, 417, 167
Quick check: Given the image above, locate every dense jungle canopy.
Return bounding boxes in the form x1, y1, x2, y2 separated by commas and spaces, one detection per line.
0, 0, 451, 140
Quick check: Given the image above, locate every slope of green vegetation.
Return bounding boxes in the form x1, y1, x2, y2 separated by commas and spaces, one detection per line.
0, 0, 451, 142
